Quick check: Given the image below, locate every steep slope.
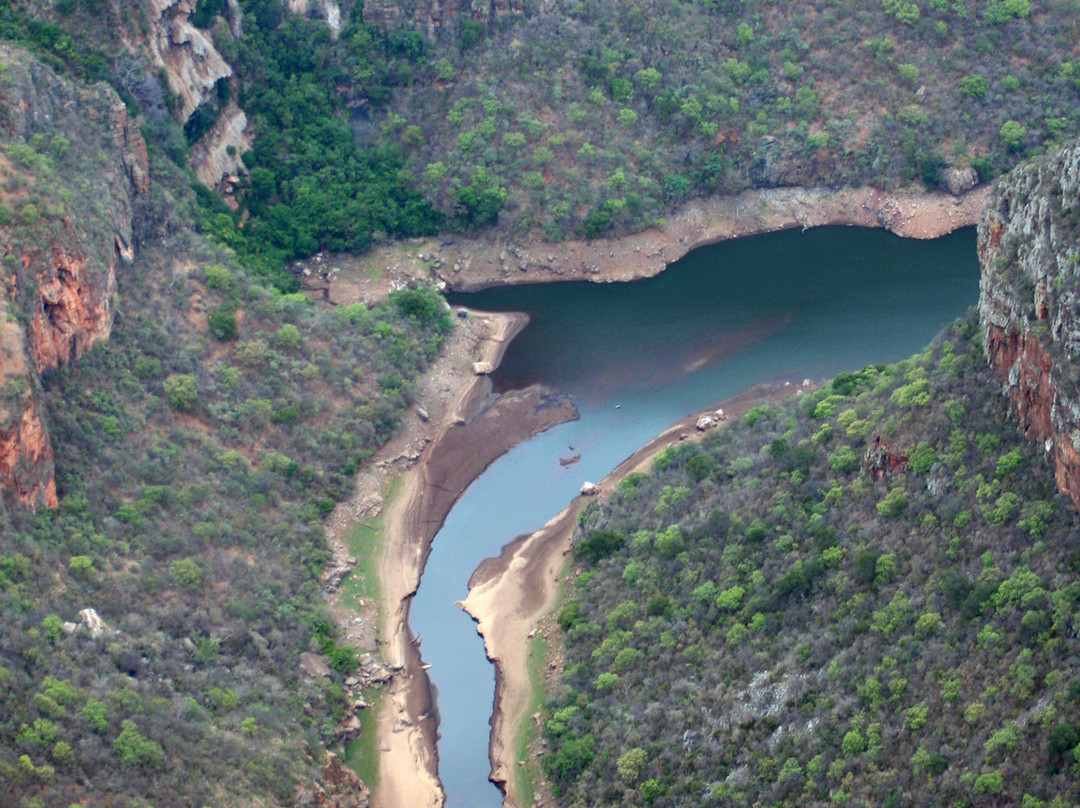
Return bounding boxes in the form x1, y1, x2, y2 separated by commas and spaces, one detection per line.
0, 43, 148, 509
13, 0, 1078, 258
979, 141, 1080, 510
0, 40, 455, 808
538, 140, 1080, 808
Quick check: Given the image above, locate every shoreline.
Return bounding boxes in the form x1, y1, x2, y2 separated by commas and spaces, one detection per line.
325, 182, 989, 808
367, 308, 578, 808
461, 381, 818, 807
305, 184, 988, 303
434, 185, 990, 293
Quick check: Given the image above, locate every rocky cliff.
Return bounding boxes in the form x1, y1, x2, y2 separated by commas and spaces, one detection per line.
0, 44, 148, 508
134, 0, 233, 124
979, 141, 1080, 509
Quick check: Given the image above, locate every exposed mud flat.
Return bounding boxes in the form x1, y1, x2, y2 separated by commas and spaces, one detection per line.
337, 308, 578, 808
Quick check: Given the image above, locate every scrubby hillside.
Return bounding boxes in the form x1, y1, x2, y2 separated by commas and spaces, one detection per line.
0, 41, 453, 807
0, 245, 451, 806
6, 0, 1080, 254
543, 316, 1080, 807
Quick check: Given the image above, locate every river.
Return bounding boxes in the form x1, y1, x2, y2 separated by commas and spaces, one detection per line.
410, 225, 979, 807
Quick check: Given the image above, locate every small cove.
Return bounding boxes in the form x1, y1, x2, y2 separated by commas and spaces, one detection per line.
411, 226, 979, 807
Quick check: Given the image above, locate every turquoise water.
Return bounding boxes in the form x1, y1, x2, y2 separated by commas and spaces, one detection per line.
412, 226, 979, 807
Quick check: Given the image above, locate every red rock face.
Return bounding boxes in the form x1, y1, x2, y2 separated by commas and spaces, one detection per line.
0, 390, 58, 510
0, 246, 117, 511
984, 324, 1055, 442
0, 45, 148, 510
24, 248, 115, 374
982, 321, 1080, 507
0, 312, 57, 510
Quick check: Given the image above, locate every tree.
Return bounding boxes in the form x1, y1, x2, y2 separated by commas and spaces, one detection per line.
170, 557, 203, 590
207, 306, 237, 341
984, 0, 1030, 23
163, 374, 199, 411
112, 720, 165, 769
959, 75, 989, 97
842, 729, 866, 756
617, 746, 647, 784
1000, 120, 1027, 151
82, 699, 107, 733
275, 323, 301, 349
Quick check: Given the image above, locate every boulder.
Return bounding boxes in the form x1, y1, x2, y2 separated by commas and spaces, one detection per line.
299, 652, 332, 678
944, 166, 979, 196
580, 481, 600, 495
334, 713, 362, 742
696, 415, 717, 431
473, 361, 495, 375
77, 608, 106, 638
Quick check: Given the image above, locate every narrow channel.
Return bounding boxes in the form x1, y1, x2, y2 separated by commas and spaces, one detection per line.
411, 226, 979, 807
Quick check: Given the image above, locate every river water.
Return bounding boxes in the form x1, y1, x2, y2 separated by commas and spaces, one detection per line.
411, 226, 979, 807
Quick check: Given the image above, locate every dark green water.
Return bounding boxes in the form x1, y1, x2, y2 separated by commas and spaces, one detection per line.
413, 226, 979, 808
470, 226, 977, 404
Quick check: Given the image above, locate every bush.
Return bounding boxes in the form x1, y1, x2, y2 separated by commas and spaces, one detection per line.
162, 374, 199, 411
207, 307, 237, 341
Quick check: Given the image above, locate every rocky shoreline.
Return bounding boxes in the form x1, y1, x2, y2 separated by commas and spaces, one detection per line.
302, 184, 989, 307
325, 183, 989, 808
432, 185, 990, 292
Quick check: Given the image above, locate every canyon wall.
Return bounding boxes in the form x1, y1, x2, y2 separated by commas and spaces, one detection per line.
979, 141, 1080, 509
0, 44, 148, 509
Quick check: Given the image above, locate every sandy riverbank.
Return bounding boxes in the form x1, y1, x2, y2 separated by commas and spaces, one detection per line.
352, 308, 578, 808
461, 381, 819, 807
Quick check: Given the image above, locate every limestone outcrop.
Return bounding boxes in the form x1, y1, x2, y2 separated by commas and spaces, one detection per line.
0, 45, 147, 509
286, 0, 343, 36
189, 104, 251, 194
978, 140, 1080, 509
